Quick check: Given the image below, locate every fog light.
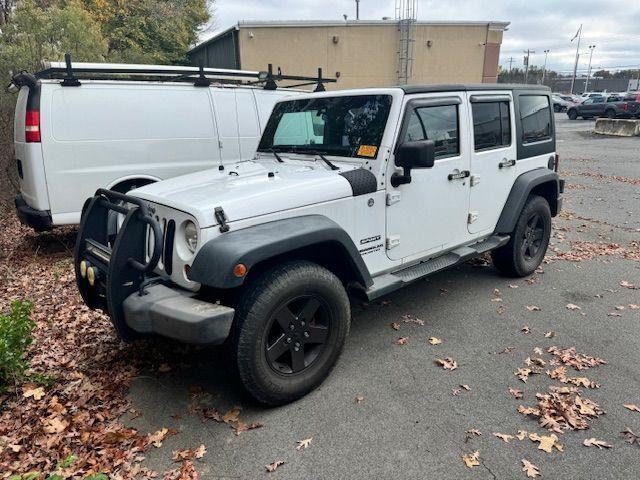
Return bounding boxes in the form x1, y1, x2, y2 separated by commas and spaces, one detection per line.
233, 263, 247, 278
87, 266, 96, 286
80, 260, 88, 278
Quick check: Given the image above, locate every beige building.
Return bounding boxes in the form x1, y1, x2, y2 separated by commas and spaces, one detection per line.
188, 20, 509, 89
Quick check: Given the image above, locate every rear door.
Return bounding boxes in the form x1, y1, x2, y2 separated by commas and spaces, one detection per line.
467, 93, 517, 235
211, 90, 241, 163
235, 90, 261, 159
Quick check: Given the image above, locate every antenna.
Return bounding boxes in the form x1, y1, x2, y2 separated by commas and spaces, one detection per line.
355, 0, 360, 20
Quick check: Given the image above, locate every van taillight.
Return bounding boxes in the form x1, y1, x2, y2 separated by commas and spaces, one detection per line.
25, 110, 41, 143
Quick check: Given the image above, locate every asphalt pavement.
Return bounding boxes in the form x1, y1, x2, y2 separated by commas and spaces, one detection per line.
129, 114, 640, 479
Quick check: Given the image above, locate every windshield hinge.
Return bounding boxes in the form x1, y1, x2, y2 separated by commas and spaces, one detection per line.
214, 207, 230, 233
386, 236, 400, 249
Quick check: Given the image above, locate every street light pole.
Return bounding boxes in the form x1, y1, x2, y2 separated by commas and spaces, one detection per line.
523, 49, 535, 84
584, 45, 596, 92
570, 24, 582, 94
541, 49, 550, 84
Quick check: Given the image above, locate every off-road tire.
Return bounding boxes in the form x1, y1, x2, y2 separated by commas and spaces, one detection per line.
491, 195, 552, 277
567, 109, 578, 120
231, 261, 350, 405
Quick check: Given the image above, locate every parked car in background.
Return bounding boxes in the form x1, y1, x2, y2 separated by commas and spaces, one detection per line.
10, 60, 333, 231
567, 94, 640, 120
552, 94, 575, 112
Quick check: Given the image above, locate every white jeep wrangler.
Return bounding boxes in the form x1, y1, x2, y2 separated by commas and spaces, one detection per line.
75, 84, 563, 405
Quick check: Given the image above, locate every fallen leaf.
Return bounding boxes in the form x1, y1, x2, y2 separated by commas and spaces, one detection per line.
525, 305, 541, 311
516, 368, 532, 383
533, 347, 544, 355
522, 459, 541, 478
158, 363, 172, 373
566, 303, 581, 310
395, 337, 408, 345
222, 407, 241, 423
428, 337, 442, 345
355, 394, 365, 404
509, 284, 519, 289
493, 433, 514, 443
629, 304, 640, 310
615, 305, 625, 311
544, 331, 555, 338
460, 384, 471, 391
621, 427, 640, 445
233, 421, 263, 436
22, 385, 45, 401
509, 387, 524, 399
296, 437, 312, 450
462, 451, 480, 468
173, 444, 207, 462
148, 428, 176, 448
521, 325, 531, 334
583, 438, 612, 449
265, 460, 285, 472
435, 358, 458, 371
529, 432, 563, 453
620, 280, 637, 289
608, 312, 622, 317
516, 430, 529, 441
624, 404, 640, 413
390, 322, 400, 331
452, 388, 461, 396
43, 417, 69, 434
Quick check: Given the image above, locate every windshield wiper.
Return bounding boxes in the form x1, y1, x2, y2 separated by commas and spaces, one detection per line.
268, 148, 284, 163
309, 150, 339, 171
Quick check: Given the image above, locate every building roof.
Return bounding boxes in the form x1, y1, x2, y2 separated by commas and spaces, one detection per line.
400, 84, 550, 94
188, 19, 510, 54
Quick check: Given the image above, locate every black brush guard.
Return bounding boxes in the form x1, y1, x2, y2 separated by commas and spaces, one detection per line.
74, 189, 163, 341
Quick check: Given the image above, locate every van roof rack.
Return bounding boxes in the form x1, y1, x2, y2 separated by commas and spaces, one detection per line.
35, 54, 336, 91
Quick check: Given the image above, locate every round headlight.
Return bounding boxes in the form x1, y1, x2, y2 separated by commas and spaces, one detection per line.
184, 221, 198, 253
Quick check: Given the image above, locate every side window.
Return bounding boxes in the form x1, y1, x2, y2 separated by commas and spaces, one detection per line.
402, 104, 459, 158
519, 95, 552, 144
472, 101, 512, 151
273, 111, 321, 146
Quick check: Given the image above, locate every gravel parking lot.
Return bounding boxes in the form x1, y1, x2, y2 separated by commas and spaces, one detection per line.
124, 114, 640, 479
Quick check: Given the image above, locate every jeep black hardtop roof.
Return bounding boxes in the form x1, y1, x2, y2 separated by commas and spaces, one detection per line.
400, 84, 550, 94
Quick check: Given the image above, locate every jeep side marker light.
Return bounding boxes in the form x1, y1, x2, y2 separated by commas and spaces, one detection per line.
80, 260, 88, 278
233, 263, 247, 278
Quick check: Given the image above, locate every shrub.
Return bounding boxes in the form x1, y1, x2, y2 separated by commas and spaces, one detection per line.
0, 300, 35, 391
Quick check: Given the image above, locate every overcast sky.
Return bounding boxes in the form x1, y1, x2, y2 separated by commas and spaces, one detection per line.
206, 0, 640, 74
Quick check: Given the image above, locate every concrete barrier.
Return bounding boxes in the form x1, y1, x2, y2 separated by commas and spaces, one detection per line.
594, 118, 640, 137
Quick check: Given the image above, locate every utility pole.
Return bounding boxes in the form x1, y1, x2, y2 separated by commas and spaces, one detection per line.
523, 49, 535, 84
508, 57, 514, 73
570, 24, 582, 94
541, 49, 550, 85
584, 45, 596, 92
355, 0, 360, 20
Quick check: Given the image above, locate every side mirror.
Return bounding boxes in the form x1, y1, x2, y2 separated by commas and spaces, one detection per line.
391, 140, 435, 187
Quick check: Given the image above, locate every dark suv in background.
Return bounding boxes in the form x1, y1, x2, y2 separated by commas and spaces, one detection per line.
567, 94, 640, 120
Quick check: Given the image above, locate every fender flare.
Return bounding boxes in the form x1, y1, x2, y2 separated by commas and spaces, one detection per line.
189, 215, 373, 289
494, 169, 561, 234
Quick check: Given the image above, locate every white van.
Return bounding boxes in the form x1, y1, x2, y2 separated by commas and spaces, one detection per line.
11, 61, 333, 231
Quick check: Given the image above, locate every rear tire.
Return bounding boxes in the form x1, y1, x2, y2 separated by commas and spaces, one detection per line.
491, 195, 552, 277
567, 109, 578, 120
605, 109, 616, 119
231, 261, 350, 405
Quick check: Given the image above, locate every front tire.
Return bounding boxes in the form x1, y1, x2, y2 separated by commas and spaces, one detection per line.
232, 261, 350, 405
491, 195, 552, 277
567, 109, 578, 120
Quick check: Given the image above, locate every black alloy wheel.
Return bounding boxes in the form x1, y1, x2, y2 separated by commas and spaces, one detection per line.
521, 212, 545, 261
265, 295, 331, 374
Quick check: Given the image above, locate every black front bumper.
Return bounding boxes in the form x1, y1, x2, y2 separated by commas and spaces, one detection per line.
15, 194, 53, 231
74, 189, 234, 344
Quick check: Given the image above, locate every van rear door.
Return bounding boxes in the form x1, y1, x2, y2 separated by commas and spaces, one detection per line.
14, 83, 51, 212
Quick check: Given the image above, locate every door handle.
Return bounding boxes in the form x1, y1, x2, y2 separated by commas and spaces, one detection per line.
447, 170, 470, 181
499, 158, 516, 169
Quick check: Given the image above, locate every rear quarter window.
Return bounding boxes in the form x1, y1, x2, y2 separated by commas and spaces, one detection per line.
519, 95, 552, 144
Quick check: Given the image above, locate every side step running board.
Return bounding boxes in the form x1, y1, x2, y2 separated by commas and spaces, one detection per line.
364, 235, 509, 301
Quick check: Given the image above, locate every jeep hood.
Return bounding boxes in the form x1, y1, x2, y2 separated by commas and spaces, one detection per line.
131, 160, 355, 227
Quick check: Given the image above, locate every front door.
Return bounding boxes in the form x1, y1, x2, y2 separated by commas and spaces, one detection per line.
467, 94, 517, 235
386, 94, 471, 262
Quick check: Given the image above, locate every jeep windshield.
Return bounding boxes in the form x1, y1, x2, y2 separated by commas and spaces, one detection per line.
258, 94, 392, 159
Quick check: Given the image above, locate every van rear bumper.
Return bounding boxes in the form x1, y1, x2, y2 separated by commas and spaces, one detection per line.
15, 194, 53, 231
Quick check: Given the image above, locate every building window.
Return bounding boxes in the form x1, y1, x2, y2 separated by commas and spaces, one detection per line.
403, 105, 459, 158
472, 101, 512, 151
519, 95, 552, 144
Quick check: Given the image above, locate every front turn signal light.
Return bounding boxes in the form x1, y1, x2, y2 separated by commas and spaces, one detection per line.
80, 260, 88, 278
233, 263, 247, 278
87, 266, 96, 286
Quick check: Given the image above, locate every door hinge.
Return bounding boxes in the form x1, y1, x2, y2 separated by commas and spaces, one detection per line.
468, 212, 479, 224
386, 192, 401, 206
218, 140, 223, 149
386, 236, 400, 249
470, 174, 481, 187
